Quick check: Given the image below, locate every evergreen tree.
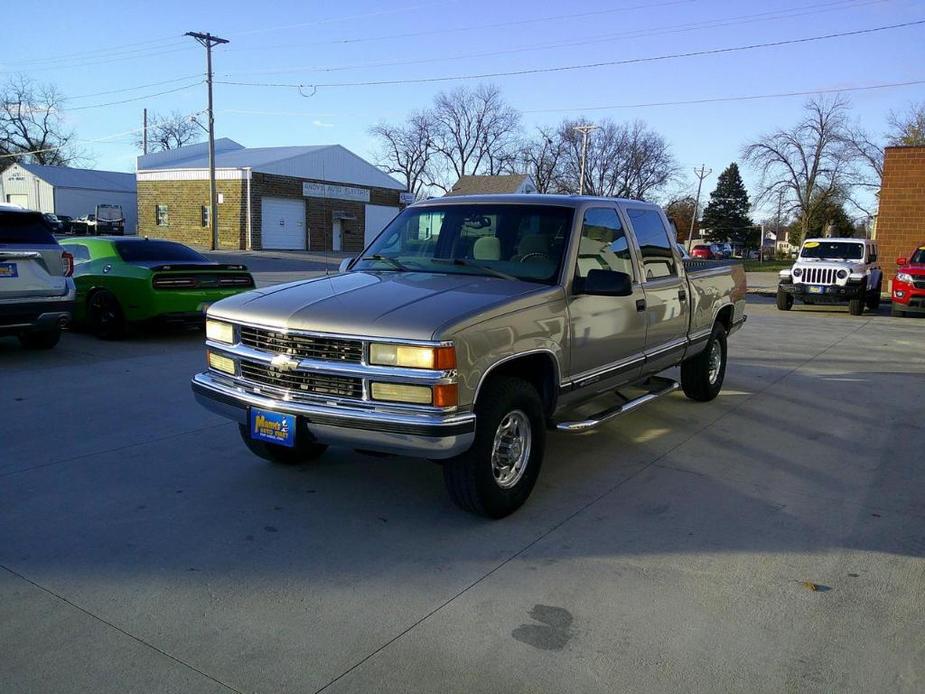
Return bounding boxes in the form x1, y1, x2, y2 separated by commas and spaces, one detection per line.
701, 163, 754, 248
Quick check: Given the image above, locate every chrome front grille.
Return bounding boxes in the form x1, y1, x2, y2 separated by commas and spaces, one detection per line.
240, 326, 363, 363
800, 267, 837, 285
239, 359, 363, 399
914, 279, 925, 290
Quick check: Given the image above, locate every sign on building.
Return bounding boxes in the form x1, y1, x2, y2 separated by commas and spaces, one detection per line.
399, 192, 416, 205
302, 182, 370, 203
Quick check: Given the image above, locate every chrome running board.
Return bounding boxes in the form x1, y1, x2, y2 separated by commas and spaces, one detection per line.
555, 376, 680, 432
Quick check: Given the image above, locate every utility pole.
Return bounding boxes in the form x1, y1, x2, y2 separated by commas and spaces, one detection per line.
573, 124, 598, 196
186, 31, 229, 251
689, 164, 711, 245
142, 108, 148, 155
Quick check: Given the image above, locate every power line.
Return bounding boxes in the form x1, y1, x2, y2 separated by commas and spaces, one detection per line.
67, 75, 204, 101
228, 0, 890, 77
0, 44, 197, 75
2, 35, 185, 67
217, 19, 925, 90
66, 82, 204, 112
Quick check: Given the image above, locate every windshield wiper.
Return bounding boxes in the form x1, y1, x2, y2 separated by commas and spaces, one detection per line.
361, 254, 411, 272
430, 258, 518, 281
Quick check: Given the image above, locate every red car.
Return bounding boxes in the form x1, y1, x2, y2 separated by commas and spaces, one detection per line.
690, 244, 715, 259
891, 245, 925, 317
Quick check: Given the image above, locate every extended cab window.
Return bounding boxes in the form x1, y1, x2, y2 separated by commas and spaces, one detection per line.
576, 208, 634, 280
626, 207, 677, 280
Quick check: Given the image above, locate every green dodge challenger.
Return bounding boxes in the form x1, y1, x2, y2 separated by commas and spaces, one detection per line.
59, 237, 255, 339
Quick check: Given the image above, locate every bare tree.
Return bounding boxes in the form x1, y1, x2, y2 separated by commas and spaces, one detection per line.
516, 127, 565, 193
553, 118, 676, 199
369, 112, 435, 197
887, 102, 925, 146
135, 110, 203, 153
843, 123, 884, 217
0, 75, 81, 165
426, 84, 521, 191
744, 96, 854, 242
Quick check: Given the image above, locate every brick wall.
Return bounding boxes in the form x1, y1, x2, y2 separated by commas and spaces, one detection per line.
876, 146, 925, 288
250, 172, 401, 252
137, 179, 246, 249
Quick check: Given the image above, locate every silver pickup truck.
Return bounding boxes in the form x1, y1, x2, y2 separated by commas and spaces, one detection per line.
193, 195, 746, 517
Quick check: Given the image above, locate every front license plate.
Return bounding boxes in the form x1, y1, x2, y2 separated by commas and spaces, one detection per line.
0, 263, 18, 278
250, 408, 296, 447
807, 285, 824, 294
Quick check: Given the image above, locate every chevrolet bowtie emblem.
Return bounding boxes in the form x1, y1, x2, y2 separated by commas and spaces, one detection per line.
270, 354, 300, 371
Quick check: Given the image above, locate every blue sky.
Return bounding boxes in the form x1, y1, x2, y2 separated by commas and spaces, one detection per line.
2, 0, 923, 212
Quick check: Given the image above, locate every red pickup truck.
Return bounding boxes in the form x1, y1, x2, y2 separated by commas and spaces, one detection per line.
891, 246, 925, 317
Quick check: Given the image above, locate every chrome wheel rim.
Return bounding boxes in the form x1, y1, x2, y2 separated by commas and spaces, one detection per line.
707, 340, 723, 385
491, 410, 531, 489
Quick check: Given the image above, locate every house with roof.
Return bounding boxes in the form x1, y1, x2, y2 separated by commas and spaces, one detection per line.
136, 139, 407, 251
1, 162, 137, 232
445, 174, 536, 197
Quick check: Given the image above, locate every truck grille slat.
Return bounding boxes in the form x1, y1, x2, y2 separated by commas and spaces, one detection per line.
240, 327, 363, 363
239, 360, 363, 399
802, 267, 836, 285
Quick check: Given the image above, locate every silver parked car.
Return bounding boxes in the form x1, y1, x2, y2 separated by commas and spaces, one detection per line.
0, 206, 76, 349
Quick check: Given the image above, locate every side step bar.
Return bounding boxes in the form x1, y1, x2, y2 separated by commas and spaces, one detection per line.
555, 376, 680, 433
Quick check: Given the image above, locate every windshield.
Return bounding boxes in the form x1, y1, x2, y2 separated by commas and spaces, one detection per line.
114, 240, 207, 263
910, 248, 925, 264
800, 241, 864, 260
354, 204, 575, 284
97, 205, 123, 221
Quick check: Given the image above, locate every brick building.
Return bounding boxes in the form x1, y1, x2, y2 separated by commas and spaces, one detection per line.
136, 139, 407, 251
875, 145, 925, 289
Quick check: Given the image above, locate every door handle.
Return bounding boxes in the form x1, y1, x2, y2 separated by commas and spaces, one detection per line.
678, 289, 687, 302
635, 299, 647, 312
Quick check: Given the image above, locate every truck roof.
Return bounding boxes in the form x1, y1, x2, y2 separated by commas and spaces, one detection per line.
411, 194, 660, 209
803, 237, 870, 244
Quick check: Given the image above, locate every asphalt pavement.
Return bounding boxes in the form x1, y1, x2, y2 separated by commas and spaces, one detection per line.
1, 295, 923, 693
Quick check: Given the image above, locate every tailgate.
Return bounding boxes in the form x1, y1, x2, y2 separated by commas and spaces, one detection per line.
0, 248, 68, 299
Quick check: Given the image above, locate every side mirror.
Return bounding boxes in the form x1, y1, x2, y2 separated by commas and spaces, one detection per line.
338, 257, 354, 273
897, 257, 908, 266
578, 269, 633, 297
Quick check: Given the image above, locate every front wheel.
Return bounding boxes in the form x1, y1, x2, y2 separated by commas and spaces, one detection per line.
238, 424, 327, 464
681, 323, 727, 402
443, 377, 545, 518
848, 297, 865, 316
866, 283, 882, 311
776, 289, 793, 311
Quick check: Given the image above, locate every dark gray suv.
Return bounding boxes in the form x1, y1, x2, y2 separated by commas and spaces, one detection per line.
0, 206, 76, 349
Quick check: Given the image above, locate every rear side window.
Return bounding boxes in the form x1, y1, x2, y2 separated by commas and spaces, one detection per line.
626, 207, 677, 280
67, 244, 92, 263
0, 211, 57, 245
576, 207, 635, 280
114, 240, 206, 263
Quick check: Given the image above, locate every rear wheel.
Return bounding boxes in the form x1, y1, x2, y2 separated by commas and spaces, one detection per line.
681, 323, 727, 402
443, 377, 545, 518
18, 328, 61, 350
87, 289, 126, 340
776, 289, 793, 311
848, 297, 865, 316
238, 424, 328, 464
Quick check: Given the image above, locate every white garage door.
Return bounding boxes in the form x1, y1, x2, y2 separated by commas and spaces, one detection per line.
364, 204, 400, 247
261, 197, 306, 250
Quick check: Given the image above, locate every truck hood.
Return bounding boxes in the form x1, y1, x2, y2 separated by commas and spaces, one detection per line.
208, 271, 552, 340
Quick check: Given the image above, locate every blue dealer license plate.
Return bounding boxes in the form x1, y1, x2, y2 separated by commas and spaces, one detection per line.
0, 263, 18, 278
807, 285, 824, 294
250, 408, 296, 447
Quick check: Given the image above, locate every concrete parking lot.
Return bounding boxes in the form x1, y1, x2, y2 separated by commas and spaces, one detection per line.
1, 296, 923, 693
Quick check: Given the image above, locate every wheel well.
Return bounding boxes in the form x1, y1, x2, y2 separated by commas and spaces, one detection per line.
479, 353, 559, 419
715, 304, 734, 332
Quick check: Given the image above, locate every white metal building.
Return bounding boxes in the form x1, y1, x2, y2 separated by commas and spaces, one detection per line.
1, 162, 137, 232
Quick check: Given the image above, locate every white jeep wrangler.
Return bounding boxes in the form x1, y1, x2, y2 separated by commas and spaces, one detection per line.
777, 238, 882, 316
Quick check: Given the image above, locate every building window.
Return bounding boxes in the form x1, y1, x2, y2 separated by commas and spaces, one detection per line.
155, 204, 169, 226
201, 205, 211, 228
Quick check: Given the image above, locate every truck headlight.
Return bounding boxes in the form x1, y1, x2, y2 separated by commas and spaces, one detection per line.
836, 269, 848, 279
791, 267, 802, 278
896, 272, 914, 284
369, 343, 456, 369
206, 320, 234, 344
208, 351, 236, 375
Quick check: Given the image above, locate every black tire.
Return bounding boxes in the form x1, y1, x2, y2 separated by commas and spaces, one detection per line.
443, 377, 545, 518
238, 424, 327, 464
776, 289, 793, 311
891, 304, 906, 318
681, 323, 727, 402
866, 283, 882, 311
848, 297, 865, 316
18, 328, 61, 350
87, 289, 126, 340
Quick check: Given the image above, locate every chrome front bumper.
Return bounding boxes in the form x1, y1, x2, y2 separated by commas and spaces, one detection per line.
191, 371, 476, 459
